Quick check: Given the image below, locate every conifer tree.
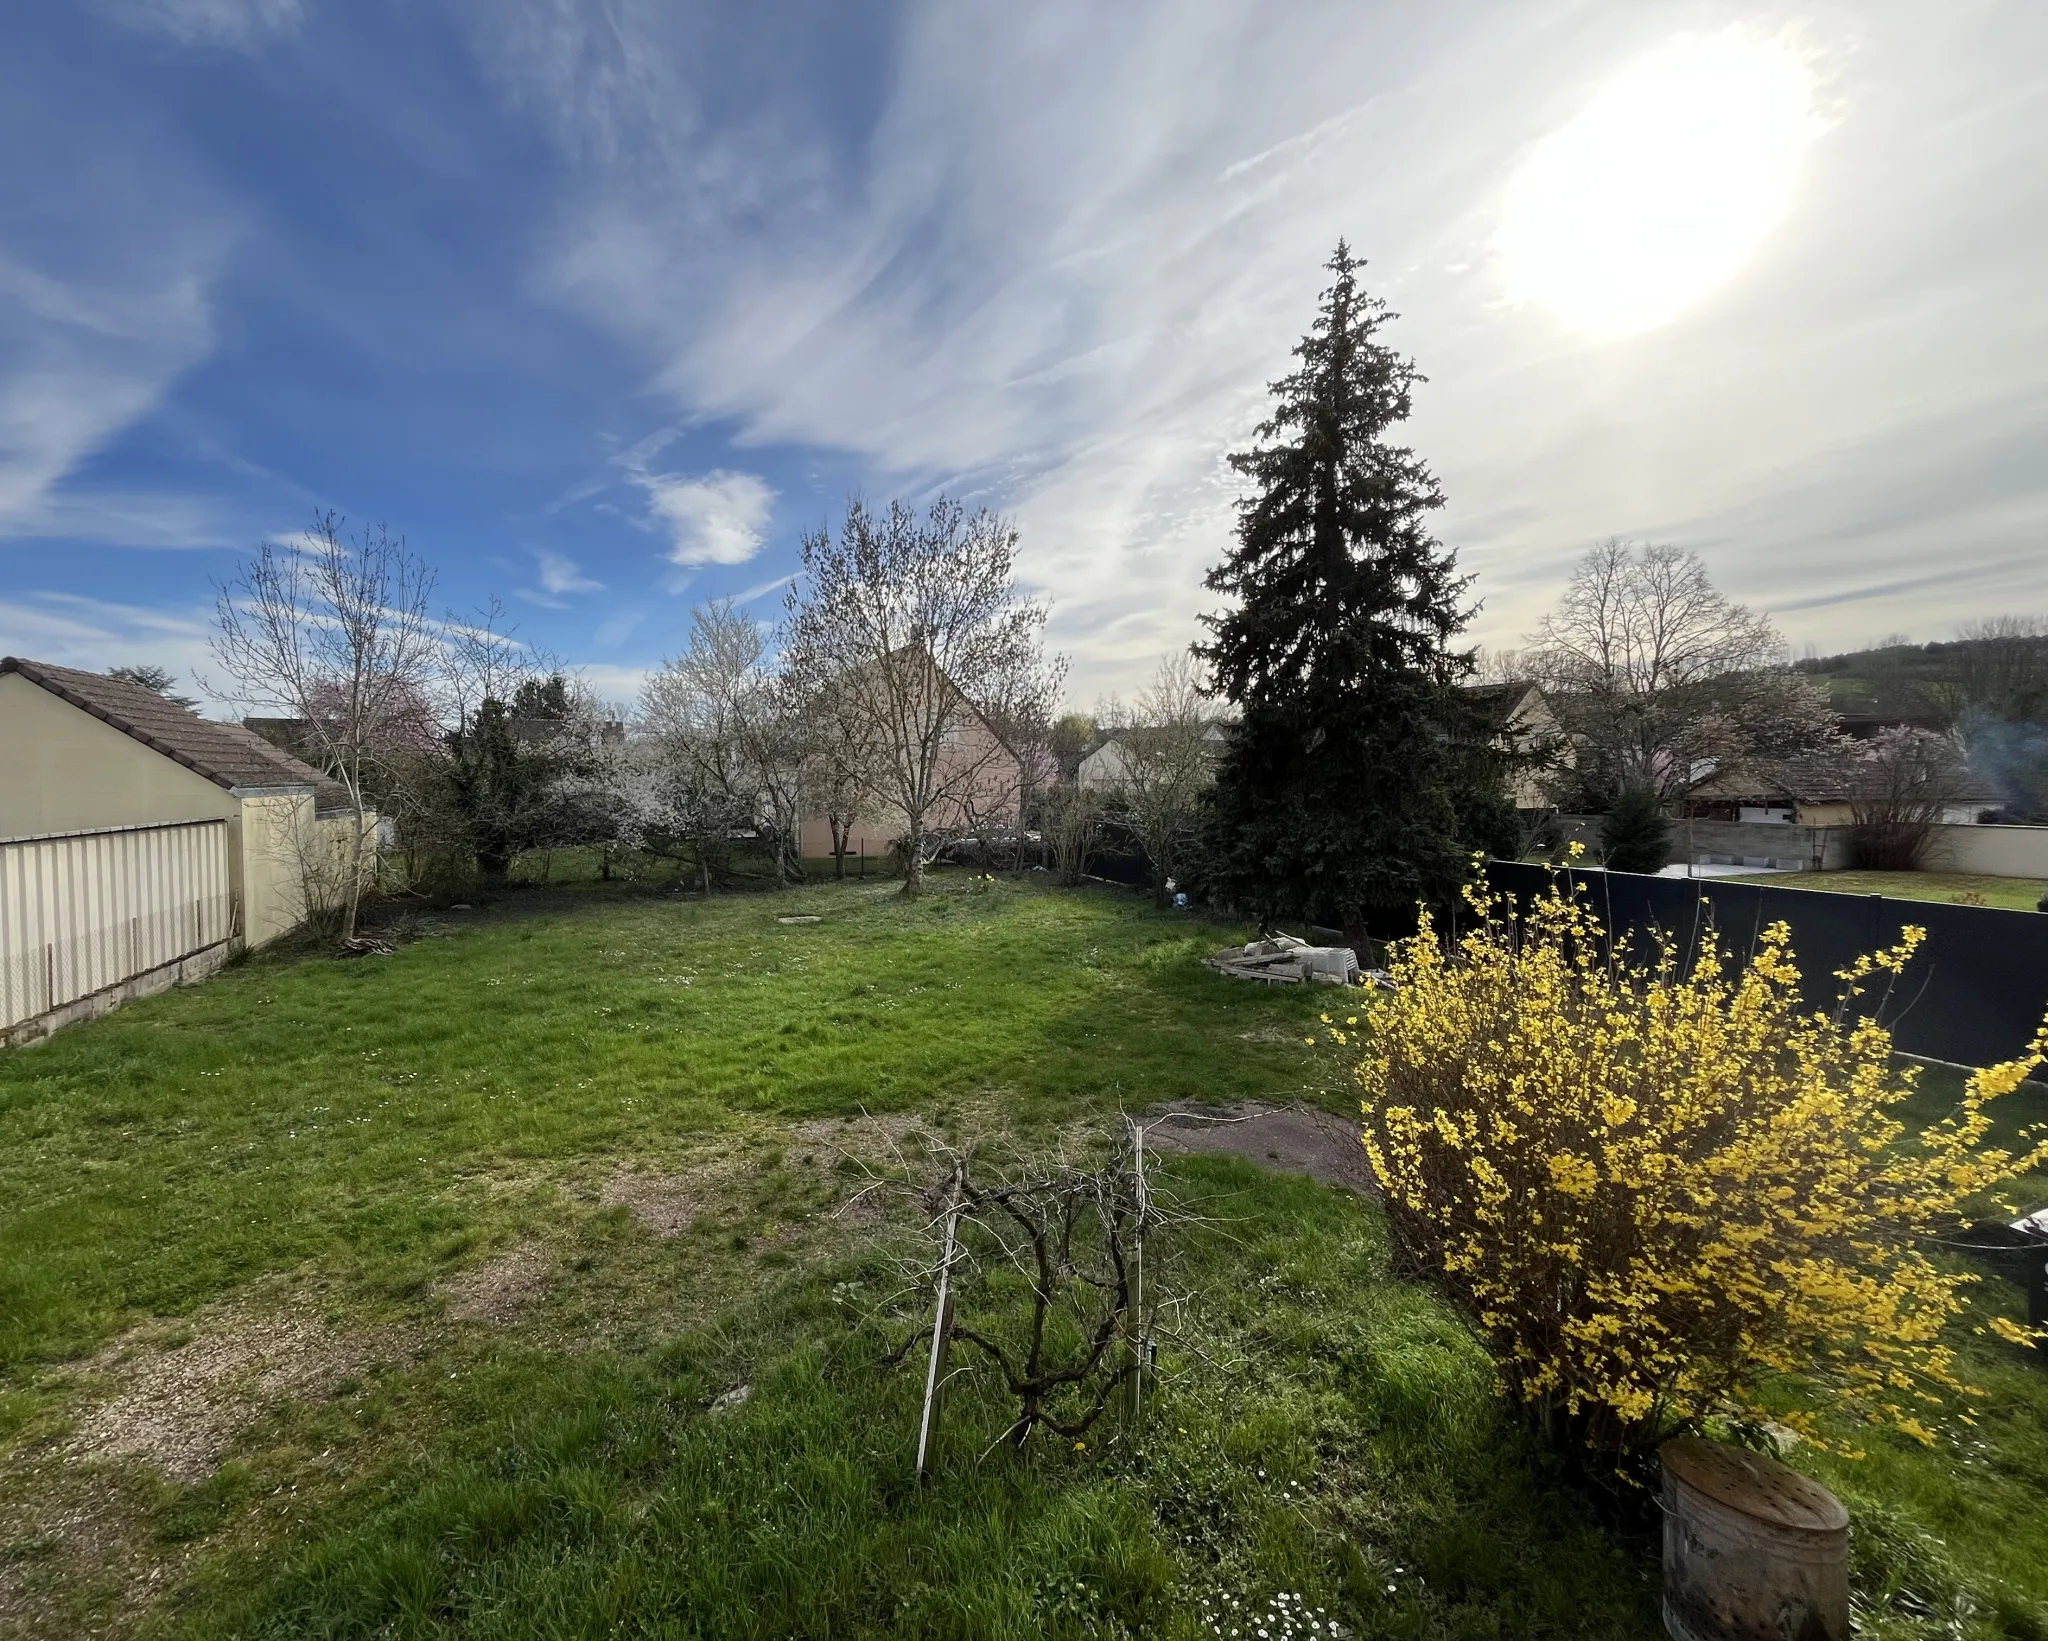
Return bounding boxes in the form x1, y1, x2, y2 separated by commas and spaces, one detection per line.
1599, 784, 1672, 875
1196, 243, 1484, 947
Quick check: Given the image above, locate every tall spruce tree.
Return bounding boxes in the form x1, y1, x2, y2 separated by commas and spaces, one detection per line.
1196, 243, 1482, 948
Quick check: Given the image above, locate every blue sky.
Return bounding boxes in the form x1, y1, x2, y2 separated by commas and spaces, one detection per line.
3, 0, 2045, 709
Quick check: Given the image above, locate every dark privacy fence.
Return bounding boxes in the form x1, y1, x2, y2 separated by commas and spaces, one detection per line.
1084, 846, 1153, 891
1482, 861, 2048, 1069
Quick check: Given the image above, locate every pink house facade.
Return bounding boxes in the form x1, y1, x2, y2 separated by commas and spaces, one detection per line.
797, 709, 1024, 863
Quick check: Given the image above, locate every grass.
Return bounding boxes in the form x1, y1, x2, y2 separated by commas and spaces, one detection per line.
1, 874, 2045, 1638
1725, 869, 2048, 912
0, 876, 1307, 1374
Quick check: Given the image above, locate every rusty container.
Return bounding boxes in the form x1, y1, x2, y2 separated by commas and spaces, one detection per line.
1660, 1436, 1850, 1641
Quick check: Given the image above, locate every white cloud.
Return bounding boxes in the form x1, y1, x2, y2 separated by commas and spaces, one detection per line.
0, 591, 220, 704
0, 488, 233, 549
99, 0, 306, 51
731, 572, 795, 606
492, 0, 2048, 695
593, 609, 647, 648
573, 662, 655, 710
0, 63, 238, 550
517, 547, 605, 607
537, 548, 603, 596
0, 258, 223, 541
627, 467, 776, 569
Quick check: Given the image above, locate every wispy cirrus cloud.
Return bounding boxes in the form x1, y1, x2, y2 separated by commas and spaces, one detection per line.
97, 0, 306, 51
481, 0, 2048, 691
0, 257, 224, 542
0, 32, 240, 554
0, 590, 219, 701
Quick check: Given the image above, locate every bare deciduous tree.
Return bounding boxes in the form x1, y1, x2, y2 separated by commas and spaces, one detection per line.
805, 672, 883, 879
783, 498, 1060, 897
1040, 782, 1103, 887
210, 512, 438, 943
637, 601, 820, 889
1097, 654, 1218, 906
1847, 727, 1977, 871
871, 1126, 1193, 1457
1525, 539, 1837, 804
1950, 615, 2048, 722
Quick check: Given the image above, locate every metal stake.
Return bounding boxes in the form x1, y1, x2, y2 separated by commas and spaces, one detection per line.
916, 1167, 963, 1478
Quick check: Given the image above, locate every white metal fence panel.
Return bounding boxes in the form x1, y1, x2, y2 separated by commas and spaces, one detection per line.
0, 819, 233, 1031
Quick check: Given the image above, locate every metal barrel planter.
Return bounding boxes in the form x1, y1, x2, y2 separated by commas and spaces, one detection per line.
1660, 1437, 1850, 1641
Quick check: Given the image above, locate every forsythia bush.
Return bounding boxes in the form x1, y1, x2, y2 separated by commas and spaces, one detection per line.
1349, 870, 2048, 1455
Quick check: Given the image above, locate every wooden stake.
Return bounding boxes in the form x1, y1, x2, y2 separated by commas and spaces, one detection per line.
1126, 1118, 1152, 1425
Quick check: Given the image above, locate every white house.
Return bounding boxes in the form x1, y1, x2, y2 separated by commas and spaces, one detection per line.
1077, 722, 1229, 792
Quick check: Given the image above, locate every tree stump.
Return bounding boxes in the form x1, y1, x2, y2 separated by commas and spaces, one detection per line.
1660, 1436, 1849, 1641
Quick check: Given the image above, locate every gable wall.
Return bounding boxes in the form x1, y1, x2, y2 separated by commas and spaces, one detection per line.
0, 674, 236, 840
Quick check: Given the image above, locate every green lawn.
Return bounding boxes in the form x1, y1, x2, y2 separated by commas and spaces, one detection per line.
1, 877, 2043, 1638
1725, 869, 2048, 912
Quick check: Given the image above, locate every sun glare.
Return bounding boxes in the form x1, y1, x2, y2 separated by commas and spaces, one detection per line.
1499, 30, 1818, 337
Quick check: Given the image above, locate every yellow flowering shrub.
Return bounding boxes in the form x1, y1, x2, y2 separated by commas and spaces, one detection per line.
1350, 870, 2048, 1454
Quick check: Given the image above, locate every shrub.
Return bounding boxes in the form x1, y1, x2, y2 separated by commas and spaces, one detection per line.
1346, 869, 2048, 1455
1598, 785, 1670, 874
1847, 726, 1975, 871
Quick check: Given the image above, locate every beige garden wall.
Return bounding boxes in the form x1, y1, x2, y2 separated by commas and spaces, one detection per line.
1927, 823, 2048, 878
235, 794, 374, 946
235, 791, 315, 948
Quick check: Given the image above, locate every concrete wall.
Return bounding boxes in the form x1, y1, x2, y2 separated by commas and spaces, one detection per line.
1927, 823, 2048, 878
1673, 818, 1853, 871
799, 814, 899, 862
1555, 813, 2048, 877
0, 673, 234, 839
237, 791, 315, 947
236, 794, 377, 947
3, 938, 234, 1048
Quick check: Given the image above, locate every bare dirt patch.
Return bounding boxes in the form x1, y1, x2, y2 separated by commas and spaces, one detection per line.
68, 1296, 389, 1484
601, 1168, 704, 1239
442, 1241, 552, 1323
0, 1457, 168, 1636
1144, 1101, 1375, 1195
792, 1109, 939, 1159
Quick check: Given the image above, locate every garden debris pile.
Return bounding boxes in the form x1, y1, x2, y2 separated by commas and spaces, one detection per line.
1206, 933, 1361, 986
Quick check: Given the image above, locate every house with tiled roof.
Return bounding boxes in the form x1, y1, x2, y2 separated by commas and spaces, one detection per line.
1, 657, 376, 1041
1682, 752, 2001, 827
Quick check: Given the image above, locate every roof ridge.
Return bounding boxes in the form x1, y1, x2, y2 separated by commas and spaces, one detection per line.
2, 656, 345, 807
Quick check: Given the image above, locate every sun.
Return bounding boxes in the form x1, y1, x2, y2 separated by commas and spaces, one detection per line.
1499, 30, 1819, 337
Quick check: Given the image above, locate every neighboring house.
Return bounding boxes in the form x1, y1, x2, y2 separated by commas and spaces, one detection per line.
1684, 755, 1999, 827
1460, 681, 1568, 810
1076, 721, 1229, 792
1, 657, 373, 1042
794, 689, 1026, 862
